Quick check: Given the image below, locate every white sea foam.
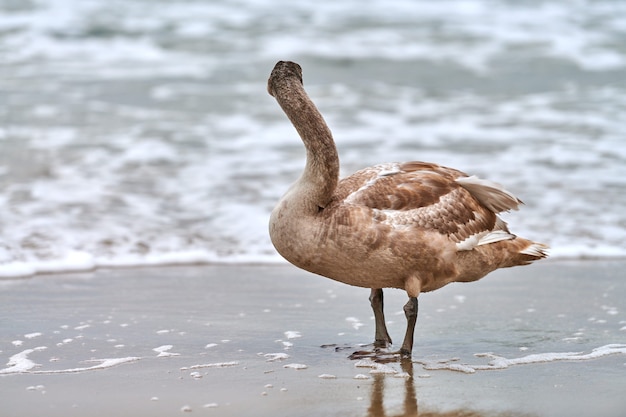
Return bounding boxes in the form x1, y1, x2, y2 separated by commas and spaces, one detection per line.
180, 361, 239, 370
345, 317, 365, 330
30, 357, 141, 374
153, 345, 180, 358
283, 363, 308, 370
264, 352, 290, 362
0, 347, 139, 375
416, 344, 626, 374
1, 0, 625, 278
354, 359, 398, 375
0, 347, 47, 374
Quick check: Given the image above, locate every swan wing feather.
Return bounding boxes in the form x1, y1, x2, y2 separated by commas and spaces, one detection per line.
334, 161, 519, 248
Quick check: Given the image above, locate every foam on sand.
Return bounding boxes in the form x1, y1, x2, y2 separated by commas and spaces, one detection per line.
0, 347, 140, 375
0, 347, 48, 374
180, 361, 239, 371
153, 345, 180, 357
415, 344, 626, 374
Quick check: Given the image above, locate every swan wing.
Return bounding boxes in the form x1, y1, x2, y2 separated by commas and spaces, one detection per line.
335, 161, 519, 249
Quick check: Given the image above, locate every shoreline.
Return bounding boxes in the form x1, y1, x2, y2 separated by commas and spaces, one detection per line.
2, 254, 626, 281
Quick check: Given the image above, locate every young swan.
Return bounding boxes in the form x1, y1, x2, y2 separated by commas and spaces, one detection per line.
267, 61, 548, 358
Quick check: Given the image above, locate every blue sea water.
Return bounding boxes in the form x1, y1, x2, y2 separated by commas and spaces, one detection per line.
1, 0, 626, 277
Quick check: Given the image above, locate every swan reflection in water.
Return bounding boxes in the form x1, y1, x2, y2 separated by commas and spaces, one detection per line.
365, 359, 525, 417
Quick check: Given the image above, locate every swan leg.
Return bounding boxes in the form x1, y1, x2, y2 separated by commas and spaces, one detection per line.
399, 297, 418, 357
370, 288, 392, 348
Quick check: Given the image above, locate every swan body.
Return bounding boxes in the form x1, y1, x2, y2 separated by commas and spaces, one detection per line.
267, 61, 548, 357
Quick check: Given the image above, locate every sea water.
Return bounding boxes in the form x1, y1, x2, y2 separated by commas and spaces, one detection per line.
1, 0, 626, 277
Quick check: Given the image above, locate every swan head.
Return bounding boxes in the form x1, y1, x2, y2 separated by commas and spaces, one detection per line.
267, 61, 303, 97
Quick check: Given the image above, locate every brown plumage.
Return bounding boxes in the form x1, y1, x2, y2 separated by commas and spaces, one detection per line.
267, 61, 548, 358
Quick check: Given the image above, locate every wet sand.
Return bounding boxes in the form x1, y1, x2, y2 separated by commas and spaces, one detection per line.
1, 260, 625, 416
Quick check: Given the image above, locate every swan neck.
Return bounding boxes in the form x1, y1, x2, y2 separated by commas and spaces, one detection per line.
269, 62, 339, 209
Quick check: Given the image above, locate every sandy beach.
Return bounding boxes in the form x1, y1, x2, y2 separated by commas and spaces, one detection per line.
1, 260, 625, 417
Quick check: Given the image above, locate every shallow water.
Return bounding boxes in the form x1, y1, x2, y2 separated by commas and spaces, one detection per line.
1, 0, 626, 277
1, 261, 625, 416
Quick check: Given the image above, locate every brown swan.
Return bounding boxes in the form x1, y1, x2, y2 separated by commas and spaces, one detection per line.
267, 61, 548, 358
